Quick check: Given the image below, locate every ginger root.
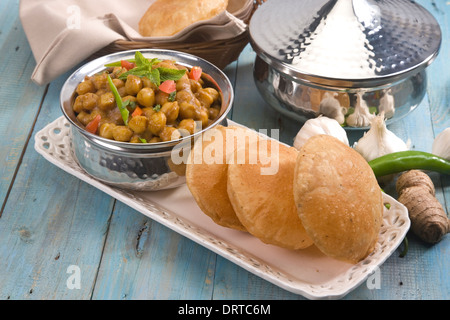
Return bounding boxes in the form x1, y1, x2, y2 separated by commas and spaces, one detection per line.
396, 170, 449, 244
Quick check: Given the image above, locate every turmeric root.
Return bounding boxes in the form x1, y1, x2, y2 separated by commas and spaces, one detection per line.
396, 170, 449, 244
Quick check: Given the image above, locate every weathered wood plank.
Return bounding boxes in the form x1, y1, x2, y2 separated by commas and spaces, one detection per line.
0, 18, 47, 210
0, 71, 115, 299
91, 201, 217, 299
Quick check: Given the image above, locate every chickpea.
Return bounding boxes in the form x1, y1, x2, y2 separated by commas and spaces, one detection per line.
137, 87, 156, 108
128, 115, 148, 134
208, 107, 220, 120
161, 101, 179, 123
196, 108, 209, 128
179, 102, 196, 119
196, 88, 219, 108
118, 86, 127, 97
107, 107, 125, 125
122, 95, 137, 104
160, 126, 181, 142
112, 78, 124, 89
95, 89, 107, 96
91, 73, 108, 91
176, 78, 191, 91
142, 107, 156, 119
99, 123, 116, 140
190, 79, 201, 93
125, 74, 142, 96
76, 111, 93, 126
177, 119, 196, 135
155, 90, 169, 106
76, 79, 95, 95
154, 60, 177, 69
83, 92, 99, 110
130, 135, 142, 143
73, 93, 99, 112
148, 112, 167, 135
149, 137, 162, 144
141, 77, 158, 90
140, 129, 154, 142
76, 109, 105, 126
112, 67, 127, 78
112, 125, 133, 142
176, 90, 194, 104
98, 92, 116, 111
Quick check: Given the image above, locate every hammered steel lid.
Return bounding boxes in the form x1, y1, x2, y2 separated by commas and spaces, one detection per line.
249, 0, 441, 88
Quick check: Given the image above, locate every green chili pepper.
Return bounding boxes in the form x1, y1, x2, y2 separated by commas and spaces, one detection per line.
368, 151, 450, 177
104, 59, 136, 67
107, 74, 129, 126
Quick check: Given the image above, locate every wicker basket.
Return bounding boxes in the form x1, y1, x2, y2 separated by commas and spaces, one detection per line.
91, 0, 266, 69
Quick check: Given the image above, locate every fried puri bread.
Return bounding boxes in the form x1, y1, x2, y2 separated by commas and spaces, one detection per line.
186, 125, 259, 231
227, 140, 314, 250
293, 135, 383, 263
139, 0, 229, 37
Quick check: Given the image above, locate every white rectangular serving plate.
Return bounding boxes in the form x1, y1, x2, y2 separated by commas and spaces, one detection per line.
34, 116, 410, 300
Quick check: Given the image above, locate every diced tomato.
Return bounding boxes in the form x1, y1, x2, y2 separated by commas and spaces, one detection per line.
121, 60, 136, 70
189, 66, 202, 81
131, 106, 143, 117
86, 114, 101, 134
159, 80, 176, 94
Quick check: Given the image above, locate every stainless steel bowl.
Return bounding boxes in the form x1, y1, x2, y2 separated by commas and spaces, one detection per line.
249, 0, 441, 129
60, 49, 234, 191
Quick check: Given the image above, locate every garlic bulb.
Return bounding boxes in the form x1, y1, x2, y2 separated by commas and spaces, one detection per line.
354, 113, 408, 162
293, 116, 349, 150
346, 91, 376, 127
319, 92, 346, 124
432, 128, 450, 160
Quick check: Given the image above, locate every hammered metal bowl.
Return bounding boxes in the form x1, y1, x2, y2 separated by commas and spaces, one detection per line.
60, 49, 234, 191
249, 0, 441, 129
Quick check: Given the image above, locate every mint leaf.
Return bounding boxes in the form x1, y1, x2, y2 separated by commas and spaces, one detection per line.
158, 67, 186, 82
148, 68, 161, 87
111, 51, 184, 87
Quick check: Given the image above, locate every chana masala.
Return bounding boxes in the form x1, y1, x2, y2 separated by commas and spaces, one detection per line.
72, 51, 222, 143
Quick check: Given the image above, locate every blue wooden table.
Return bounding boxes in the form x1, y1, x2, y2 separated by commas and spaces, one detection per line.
0, 0, 448, 300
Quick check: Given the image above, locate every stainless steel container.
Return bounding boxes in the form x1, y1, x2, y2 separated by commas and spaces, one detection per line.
60, 49, 234, 191
249, 0, 441, 128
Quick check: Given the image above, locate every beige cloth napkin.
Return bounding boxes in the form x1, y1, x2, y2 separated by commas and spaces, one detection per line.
19, 0, 251, 85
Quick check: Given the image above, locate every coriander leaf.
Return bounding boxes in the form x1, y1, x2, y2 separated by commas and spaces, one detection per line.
158, 67, 186, 82
168, 91, 176, 102
139, 137, 147, 143
122, 99, 136, 110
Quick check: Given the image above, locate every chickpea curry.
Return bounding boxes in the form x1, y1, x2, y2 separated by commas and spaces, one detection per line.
72, 51, 222, 143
